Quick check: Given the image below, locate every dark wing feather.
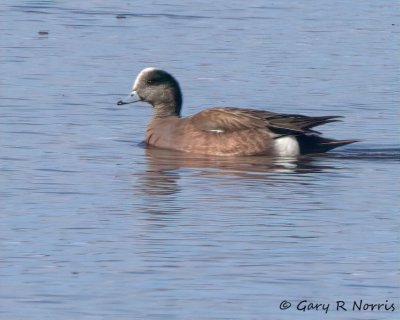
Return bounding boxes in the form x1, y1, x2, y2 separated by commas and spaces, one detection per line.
266, 114, 342, 135
190, 107, 341, 135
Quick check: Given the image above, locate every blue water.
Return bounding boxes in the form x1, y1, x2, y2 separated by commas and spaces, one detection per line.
1, 1, 399, 319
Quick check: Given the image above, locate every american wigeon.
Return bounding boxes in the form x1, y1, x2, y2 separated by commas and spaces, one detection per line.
117, 68, 357, 156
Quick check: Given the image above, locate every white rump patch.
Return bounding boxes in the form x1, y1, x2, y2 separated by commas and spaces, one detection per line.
274, 136, 300, 157
209, 129, 224, 133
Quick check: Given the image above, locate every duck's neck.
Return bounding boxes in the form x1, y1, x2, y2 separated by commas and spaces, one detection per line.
152, 104, 181, 118
152, 102, 181, 118
151, 82, 182, 118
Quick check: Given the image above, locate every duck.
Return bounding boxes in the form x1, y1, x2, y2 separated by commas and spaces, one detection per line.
117, 68, 357, 156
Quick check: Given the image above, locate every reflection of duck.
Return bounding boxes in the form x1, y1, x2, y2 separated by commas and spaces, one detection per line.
144, 146, 332, 176
118, 68, 358, 157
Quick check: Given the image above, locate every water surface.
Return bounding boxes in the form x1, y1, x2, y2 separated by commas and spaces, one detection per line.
1, 1, 399, 319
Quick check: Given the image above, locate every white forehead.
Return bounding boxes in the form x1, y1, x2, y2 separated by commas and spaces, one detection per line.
133, 67, 158, 89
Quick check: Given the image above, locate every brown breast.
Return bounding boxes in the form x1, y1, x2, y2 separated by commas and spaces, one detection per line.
145, 117, 274, 156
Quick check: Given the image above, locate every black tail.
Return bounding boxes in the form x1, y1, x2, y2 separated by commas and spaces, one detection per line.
298, 135, 359, 154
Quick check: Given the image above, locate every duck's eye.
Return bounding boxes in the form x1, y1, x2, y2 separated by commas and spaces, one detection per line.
147, 77, 163, 85
147, 79, 157, 85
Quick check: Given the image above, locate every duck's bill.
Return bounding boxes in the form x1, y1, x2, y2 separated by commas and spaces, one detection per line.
117, 91, 141, 105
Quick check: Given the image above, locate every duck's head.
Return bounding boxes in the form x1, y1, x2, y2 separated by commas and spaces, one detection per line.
117, 68, 182, 117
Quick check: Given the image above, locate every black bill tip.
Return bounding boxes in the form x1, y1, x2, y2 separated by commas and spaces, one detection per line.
117, 100, 125, 105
